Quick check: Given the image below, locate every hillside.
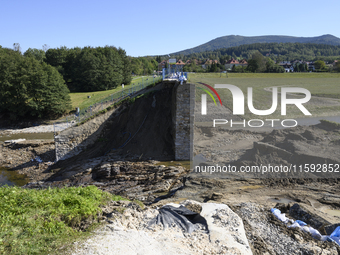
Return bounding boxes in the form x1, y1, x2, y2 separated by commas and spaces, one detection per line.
171, 42, 340, 63
172, 34, 340, 55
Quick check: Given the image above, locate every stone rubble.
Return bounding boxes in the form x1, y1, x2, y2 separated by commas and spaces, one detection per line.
72, 200, 252, 255
2, 122, 74, 134
24, 160, 189, 204
236, 202, 339, 255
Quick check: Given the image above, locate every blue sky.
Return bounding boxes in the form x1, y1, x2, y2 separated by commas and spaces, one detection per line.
1, 0, 339, 57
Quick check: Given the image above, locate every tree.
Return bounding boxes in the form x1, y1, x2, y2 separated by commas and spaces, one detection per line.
232, 65, 246, 73
0, 48, 71, 120
0, 49, 28, 119
294, 63, 300, 72
26, 61, 72, 118
303, 63, 308, 72
42, 44, 49, 52
130, 58, 142, 75
71, 47, 124, 92
210, 63, 218, 72
117, 47, 132, 85
265, 57, 284, 73
335, 61, 340, 72
13, 43, 21, 53
265, 57, 275, 71
45, 46, 69, 76
63, 47, 82, 90
246, 59, 258, 72
170, 42, 340, 67
314, 60, 326, 71
24, 48, 46, 62
44, 46, 131, 92
219, 55, 229, 65
156, 55, 161, 63
251, 51, 266, 72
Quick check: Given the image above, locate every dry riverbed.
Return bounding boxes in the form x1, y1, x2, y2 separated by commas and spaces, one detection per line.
1, 121, 340, 254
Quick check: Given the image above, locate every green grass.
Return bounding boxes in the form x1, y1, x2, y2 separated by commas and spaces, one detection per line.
319, 119, 340, 129
74, 89, 158, 127
190, 72, 340, 120
0, 185, 125, 255
69, 75, 157, 110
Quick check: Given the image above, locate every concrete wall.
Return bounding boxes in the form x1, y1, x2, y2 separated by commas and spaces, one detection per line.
55, 82, 194, 161
171, 82, 195, 161
55, 107, 122, 161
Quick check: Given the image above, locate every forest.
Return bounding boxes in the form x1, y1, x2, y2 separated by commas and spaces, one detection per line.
171, 43, 340, 64
0, 45, 140, 120
0, 44, 161, 121
1, 42, 340, 121
0, 46, 71, 120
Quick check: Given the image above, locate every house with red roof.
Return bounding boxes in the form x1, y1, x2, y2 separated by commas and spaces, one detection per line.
225, 58, 240, 69
176, 59, 185, 67
239, 59, 248, 66
202, 59, 219, 69
158, 60, 168, 70
185, 59, 200, 65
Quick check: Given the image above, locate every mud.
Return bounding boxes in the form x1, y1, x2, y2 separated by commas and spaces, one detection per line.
158, 119, 340, 254
0, 139, 55, 182
1, 85, 340, 254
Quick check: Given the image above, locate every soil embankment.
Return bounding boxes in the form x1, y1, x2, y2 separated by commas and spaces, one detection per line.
8, 84, 189, 204
0, 83, 185, 203
56, 84, 174, 165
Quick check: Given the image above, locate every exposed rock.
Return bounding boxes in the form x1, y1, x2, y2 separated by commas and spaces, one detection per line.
284, 132, 307, 142
200, 203, 252, 254
236, 203, 339, 255
24, 160, 189, 203
181, 200, 202, 214
302, 129, 320, 141
289, 203, 331, 233
324, 223, 340, 236
73, 200, 252, 255
211, 192, 224, 201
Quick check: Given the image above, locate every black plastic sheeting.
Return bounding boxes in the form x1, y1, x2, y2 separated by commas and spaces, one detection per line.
148, 205, 207, 233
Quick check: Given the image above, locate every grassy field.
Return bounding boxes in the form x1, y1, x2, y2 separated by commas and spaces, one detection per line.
190, 72, 340, 120
0, 185, 125, 255
69, 75, 158, 110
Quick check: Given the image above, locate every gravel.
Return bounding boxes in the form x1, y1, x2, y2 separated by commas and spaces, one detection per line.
236, 202, 339, 255
2, 122, 76, 134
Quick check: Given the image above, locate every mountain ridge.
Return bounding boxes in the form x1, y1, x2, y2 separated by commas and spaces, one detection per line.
171, 34, 340, 55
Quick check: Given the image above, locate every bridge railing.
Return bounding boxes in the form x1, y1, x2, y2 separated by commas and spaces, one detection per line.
162, 67, 188, 82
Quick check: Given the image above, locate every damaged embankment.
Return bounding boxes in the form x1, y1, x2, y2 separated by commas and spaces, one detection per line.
54, 83, 175, 162
20, 82, 193, 203
0, 81, 195, 254
53, 80, 193, 163
3, 81, 340, 254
